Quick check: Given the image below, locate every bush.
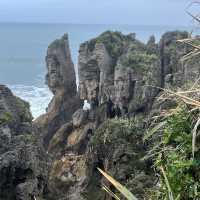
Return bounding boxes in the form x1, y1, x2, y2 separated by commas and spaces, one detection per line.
88, 31, 136, 59
150, 106, 200, 200
121, 52, 158, 72
0, 112, 13, 125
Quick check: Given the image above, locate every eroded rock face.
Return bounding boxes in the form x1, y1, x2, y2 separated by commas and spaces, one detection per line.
49, 154, 87, 200
79, 42, 114, 105
46, 34, 77, 95
36, 31, 200, 200
78, 31, 161, 113
35, 34, 80, 148
158, 31, 200, 88
0, 85, 48, 200
72, 109, 89, 128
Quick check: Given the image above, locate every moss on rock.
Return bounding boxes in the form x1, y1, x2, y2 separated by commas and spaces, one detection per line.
120, 52, 158, 72
15, 97, 33, 122
48, 33, 69, 49
0, 112, 13, 125
88, 31, 136, 59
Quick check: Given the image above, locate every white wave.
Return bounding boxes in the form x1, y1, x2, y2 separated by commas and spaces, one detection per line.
9, 84, 53, 119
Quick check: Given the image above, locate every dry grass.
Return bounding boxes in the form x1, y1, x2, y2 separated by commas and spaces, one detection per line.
154, 84, 200, 159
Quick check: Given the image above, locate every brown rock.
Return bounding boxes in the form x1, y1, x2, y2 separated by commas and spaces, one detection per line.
35, 34, 80, 148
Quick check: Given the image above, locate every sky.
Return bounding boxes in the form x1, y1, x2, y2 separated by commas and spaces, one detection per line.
0, 0, 195, 26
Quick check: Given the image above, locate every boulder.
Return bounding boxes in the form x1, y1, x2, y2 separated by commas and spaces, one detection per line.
72, 109, 88, 128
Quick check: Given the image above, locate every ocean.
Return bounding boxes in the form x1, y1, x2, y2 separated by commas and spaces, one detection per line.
0, 23, 195, 118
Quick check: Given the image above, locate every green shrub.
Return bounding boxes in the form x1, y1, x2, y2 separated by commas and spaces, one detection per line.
120, 52, 158, 72
152, 106, 200, 199
0, 112, 13, 125
88, 31, 136, 59
49, 34, 68, 49
16, 97, 33, 122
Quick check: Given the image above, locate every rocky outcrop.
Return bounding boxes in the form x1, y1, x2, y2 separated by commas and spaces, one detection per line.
0, 85, 48, 200
35, 31, 200, 200
42, 32, 160, 200
158, 31, 200, 88
78, 31, 161, 114
46, 34, 77, 95
35, 34, 80, 148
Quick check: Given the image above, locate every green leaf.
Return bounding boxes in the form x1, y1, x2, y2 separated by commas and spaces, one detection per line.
98, 168, 138, 200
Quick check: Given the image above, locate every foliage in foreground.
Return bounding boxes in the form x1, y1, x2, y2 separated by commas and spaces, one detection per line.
98, 88, 200, 200
143, 83, 200, 200
92, 117, 154, 200
153, 106, 200, 199
98, 168, 138, 200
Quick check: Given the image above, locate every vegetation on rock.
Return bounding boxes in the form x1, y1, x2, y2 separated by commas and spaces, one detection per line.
144, 84, 200, 200
15, 96, 33, 122
0, 111, 13, 124
155, 107, 200, 200
88, 118, 155, 200
120, 52, 158, 72
88, 31, 136, 59
48, 33, 68, 49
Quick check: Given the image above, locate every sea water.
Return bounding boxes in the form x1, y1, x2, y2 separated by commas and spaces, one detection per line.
0, 23, 195, 118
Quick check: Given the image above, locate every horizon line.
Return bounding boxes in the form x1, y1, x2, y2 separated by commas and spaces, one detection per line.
0, 21, 196, 28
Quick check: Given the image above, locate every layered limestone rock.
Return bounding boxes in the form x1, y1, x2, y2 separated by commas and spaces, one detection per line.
79, 41, 114, 105
78, 31, 161, 114
45, 32, 160, 200
35, 34, 80, 148
0, 85, 48, 200
149, 31, 200, 117
159, 31, 200, 87
46, 34, 77, 95
36, 31, 200, 200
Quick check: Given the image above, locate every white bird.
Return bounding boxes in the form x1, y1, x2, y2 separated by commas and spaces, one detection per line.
83, 100, 91, 111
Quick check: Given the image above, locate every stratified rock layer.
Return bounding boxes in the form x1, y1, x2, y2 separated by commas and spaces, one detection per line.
78, 31, 160, 114
35, 34, 80, 148
0, 85, 48, 200
35, 31, 200, 200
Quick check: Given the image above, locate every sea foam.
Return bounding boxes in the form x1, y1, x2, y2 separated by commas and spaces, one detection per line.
9, 85, 53, 119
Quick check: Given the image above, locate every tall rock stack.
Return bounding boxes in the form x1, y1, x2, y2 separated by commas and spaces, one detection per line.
46, 34, 77, 95
78, 41, 114, 105
35, 34, 80, 148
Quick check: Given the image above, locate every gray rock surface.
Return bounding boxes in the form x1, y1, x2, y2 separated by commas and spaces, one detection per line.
46, 33, 77, 95
78, 31, 160, 114
35, 34, 80, 148
34, 31, 200, 200
0, 85, 48, 200
72, 109, 89, 128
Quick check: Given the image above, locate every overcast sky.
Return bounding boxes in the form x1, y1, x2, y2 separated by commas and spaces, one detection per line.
0, 0, 194, 25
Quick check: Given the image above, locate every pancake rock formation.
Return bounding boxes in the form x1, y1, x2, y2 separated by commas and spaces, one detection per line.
0, 85, 48, 200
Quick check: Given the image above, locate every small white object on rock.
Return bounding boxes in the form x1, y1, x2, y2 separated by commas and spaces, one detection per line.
83, 100, 91, 111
